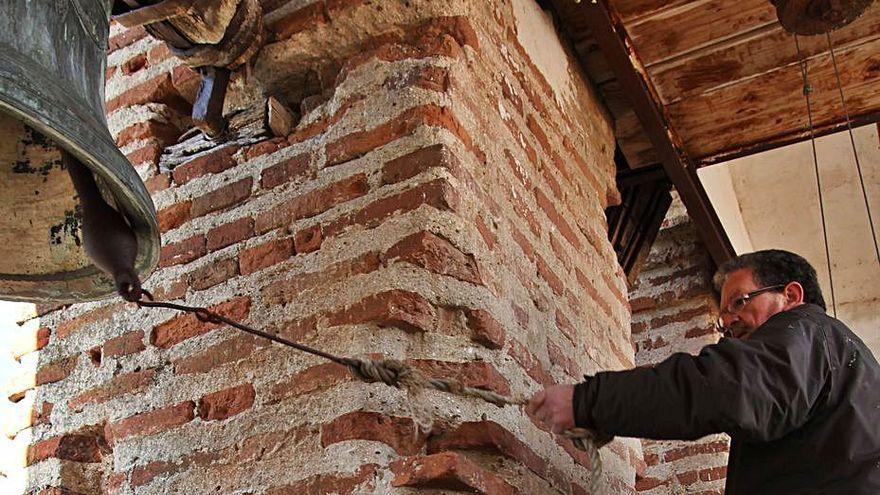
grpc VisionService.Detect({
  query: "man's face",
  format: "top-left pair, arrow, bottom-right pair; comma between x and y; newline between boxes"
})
718,268 -> 788,340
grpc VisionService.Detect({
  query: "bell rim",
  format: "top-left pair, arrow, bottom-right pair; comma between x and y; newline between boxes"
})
0,70 -> 161,303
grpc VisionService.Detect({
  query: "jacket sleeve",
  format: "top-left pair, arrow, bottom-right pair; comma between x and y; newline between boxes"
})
572,309 -> 831,441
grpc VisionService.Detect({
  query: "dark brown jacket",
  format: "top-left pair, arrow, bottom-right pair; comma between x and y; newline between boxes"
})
573,304 -> 880,494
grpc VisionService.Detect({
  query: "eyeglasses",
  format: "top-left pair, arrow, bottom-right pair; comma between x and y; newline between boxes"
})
715,284 -> 787,334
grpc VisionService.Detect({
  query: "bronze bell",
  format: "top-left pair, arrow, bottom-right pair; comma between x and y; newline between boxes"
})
0,0 -> 160,303
771,0 -> 877,35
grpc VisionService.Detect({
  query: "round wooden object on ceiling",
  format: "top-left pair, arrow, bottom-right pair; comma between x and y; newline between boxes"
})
771,0 -> 876,35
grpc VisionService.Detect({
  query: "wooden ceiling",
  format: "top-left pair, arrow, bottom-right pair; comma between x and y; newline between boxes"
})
550,0 -> 880,168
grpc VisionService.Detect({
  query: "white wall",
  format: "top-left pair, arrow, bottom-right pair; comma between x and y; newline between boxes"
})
700,124 -> 880,357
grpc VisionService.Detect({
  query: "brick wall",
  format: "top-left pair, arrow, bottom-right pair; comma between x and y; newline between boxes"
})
629,195 -> 730,495
5,1 -> 643,493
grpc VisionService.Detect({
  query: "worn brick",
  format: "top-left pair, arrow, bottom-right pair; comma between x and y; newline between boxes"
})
106,73 -> 190,115
265,464 -> 378,495
325,290 -> 435,333
27,434 -> 103,465
108,26 -> 147,51
294,224 -> 323,254
239,237 -> 295,275
190,178 -> 253,218
187,257 -> 240,291
103,330 -> 146,358
199,384 -> 255,421
68,369 -> 155,412
462,308 -> 505,349
390,451 -> 516,494
36,355 -> 79,386
157,201 -> 192,232
321,411 -> 426,455
324,178 -> 459,237
106,401 -> 195,443
262,251 -> 381,305
325,105 -> 470,167
507,339 -> 552,386
56,303 -> 125,339
384,231 -> 481,285
428,421 -> 546,476
261,153 -> 312,189
151,296 -> 251,349
410,359 -> 510,396
115,119 -> 180,149
255,174 -> 369,233
159,235 -> 206,268
206,217 -> 255,252
269,363 -> 352,404
171,146 -> 239,185
381,144 -> 455,185
174,335 -> 262,375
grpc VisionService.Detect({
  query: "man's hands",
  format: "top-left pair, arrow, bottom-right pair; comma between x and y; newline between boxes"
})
526,384 -> 576,433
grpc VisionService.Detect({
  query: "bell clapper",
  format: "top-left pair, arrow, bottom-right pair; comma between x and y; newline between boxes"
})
63,151 -> 142,302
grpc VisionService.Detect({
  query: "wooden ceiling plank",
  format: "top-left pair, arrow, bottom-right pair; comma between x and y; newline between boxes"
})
583,0 -> 734,265
650,8 -> 880,104
669,36 -> 880,160
626,0 -> 777,67
612,0 -> 697,25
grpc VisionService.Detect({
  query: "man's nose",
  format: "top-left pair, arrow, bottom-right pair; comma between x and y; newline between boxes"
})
720,312 -> 739,329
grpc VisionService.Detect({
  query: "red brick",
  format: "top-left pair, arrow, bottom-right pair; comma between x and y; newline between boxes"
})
255,174 -> 369,233
157,201 -> 192,232
663,440 -> 729,462
410,359 -> 510,396
190,178 -> 253,218
240,136 -> 287,161
261,251 -> 381,305
324,104 -> 471,167
268,1 -> 328,41
146,42 -> 171,65
294,224 -> 323,253
385,65 -> 450,93
109,26 -> 147,51
265,464 -> 379,495
106,73 -> 190,115
144,172 -> 171,193
507,339 -> 552,386
68,369 -> 156,412
174,335 -> 263,375
325,290 -> 435,333
56,303 -> 125,339
390,451 -> 516,494
187,257 -> 239,291
199,384 -> 255,421
171,146 -> 239,185
125,142 -> 163,167
547,340 -> 580,378
103,330 -> 146,358
636,476 -> 670,491
384,231 -> 481,285
474,215 -> 497,249
324,178 -> 459,237
555,310 -> 579,345
239,237 -> 295,275
206,217 -> 255,252
153,278 -> 188,301
534,187 -> 582,251
27,434 -> 103,465
115,120 -> 180,149
535,253 -> 565,296
686,324 -> 717,339
382,145 -> 451,185
321,411 -> 426,455
151,296 -> 251,349
269,363 -> 352,404
428,421 -> 546,476
35,355 -> 79,386
462,308 -> 505,349
171,64 -> 201,103
260,153 -> 312,189
106,401 -> 195,443
121,53 -> 147,75
159,234 -> 206,268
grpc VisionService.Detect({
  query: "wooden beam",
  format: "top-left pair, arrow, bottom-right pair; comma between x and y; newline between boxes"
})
580,0 -> 735,266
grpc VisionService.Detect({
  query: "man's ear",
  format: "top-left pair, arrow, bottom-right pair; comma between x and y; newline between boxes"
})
783,281 -> 805,308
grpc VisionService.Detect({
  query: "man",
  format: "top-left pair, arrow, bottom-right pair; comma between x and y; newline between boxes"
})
528,250 -> 880,494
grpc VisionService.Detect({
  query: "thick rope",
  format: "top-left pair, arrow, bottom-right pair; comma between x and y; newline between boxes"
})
135,291 -> 612,478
